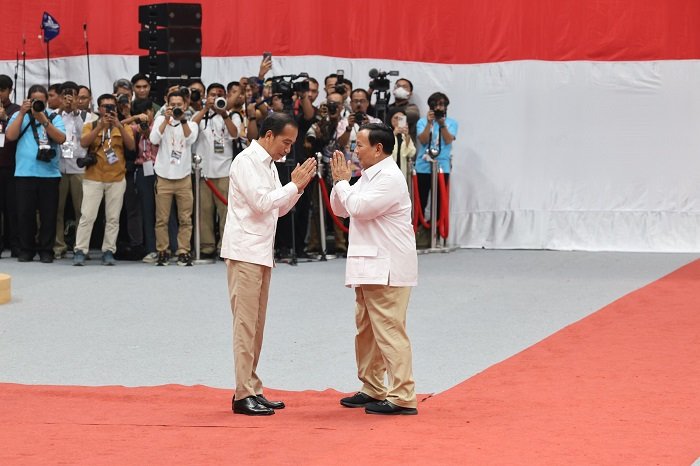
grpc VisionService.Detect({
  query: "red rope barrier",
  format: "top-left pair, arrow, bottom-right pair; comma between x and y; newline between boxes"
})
411,171 -> 430,232
438,170 -> 449,239
204,177 -> 229,206
318,175 -> 350,234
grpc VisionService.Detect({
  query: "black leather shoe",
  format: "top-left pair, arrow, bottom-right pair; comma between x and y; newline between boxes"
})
256,394 -> 285,410
232,396 -> 274,416
340,392 -> 382,408
39,253 -> 54,264
365,400 -> 417,415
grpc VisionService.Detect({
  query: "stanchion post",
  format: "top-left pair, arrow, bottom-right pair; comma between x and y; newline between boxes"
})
192,154 -> 214,265
407,156 -> 415,222
430,158 -> 439,250
316,152 -> 328,261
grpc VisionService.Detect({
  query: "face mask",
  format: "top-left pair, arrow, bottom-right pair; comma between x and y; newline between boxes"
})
393,87 -> 410,100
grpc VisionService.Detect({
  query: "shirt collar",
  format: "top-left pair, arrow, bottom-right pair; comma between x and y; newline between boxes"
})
362,155 -> 393,180
251,139 -> 273,165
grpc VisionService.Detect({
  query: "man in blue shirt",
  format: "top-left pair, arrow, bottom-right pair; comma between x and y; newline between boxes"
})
6,84 -> 66,262
415,92 -> 458,224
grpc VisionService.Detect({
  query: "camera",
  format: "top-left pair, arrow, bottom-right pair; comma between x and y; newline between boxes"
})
172,107 -> 184,119
214,97 -> 227,110
353,112 -> 366,124
139,121 -> 150,131
335,70 -> 346,94
190,89 -> 201,102
36,145 -> 56,163
434,109 -> 445,120
327,101 -> 338,115
369,68 -> 399,92
76,153 -> 97,168
31,99 -> 46,113
116,94 -> 130,106
270,73 -> 310,103
103,103 -> 116,114
178,86 -> 190,98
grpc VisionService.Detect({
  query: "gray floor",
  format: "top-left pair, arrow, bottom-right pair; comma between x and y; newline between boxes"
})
0,249 -> 696,395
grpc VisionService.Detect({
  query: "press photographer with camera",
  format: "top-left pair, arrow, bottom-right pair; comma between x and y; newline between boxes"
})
5,84 -> 66,262
54,81 -> 87,260
192,82 -> 238,258
336,88 -> 382,181
188,79 -> 206,113
226,81 -> 259,144
388,78 -> 420,142
149,90 -> 199,266
0,74 -> 21,259
72,94 -> 135,266
415,92 -> 458,223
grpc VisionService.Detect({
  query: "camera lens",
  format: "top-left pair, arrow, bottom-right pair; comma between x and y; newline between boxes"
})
327,102 -> 338,114
173,107 -> 184,119
179,86 -> 190,98
190,89 -> 201,102
31,99 -> 46,113
117,94 -> 130,105
214,97 -> 227,109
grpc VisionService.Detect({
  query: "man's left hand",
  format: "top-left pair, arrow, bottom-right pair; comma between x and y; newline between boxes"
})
330,150 -> 352,184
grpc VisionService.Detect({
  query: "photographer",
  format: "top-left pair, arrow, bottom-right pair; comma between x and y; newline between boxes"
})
188,79 -> 206,113
226,81 -> 259,145
336,89 -> 382,180
47,83 -> 63,113
72,94 -> 135,266
415,92 -> 458,223
5,84 -> 66,262
131,73 -> 160,113
0,74 -> 21,258
192,82 -> 238,258
54,81 -> 86,260
113,78 -> 133,121
389,108 -> 416,187
149,90 -> 199,267
324,73 -> 353,113
388,78 -> 420,142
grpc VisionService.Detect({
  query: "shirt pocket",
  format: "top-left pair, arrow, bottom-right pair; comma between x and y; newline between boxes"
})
240,217 -> 268,236
347,245 -> 389,279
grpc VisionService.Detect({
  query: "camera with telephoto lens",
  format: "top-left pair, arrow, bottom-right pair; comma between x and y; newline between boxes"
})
353,112 -> 366,124
190,89 -> 201,102
76,153 -> 97,168
172,107 -> 184,119
116,94 -> 130,106
214,97 -> 227,110
139,121 -> 149,131
327,101 -> 338,115
178,86 -> 190,98
433,109 -> 445,120
36,145 -> 56,163
31,99 -> 46,113
369,69 -> 399,92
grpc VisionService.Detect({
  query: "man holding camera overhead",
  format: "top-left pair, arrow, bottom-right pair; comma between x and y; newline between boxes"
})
192,82 -> 238,259
150,90 -> 199,267
72,94 -> 135,266
6,84 -> 66,262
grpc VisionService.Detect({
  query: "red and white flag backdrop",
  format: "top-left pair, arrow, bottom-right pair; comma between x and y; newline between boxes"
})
2,0 -> 700,251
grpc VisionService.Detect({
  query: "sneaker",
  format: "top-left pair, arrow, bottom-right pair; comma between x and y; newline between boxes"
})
156,250 -> 170,266
177,252 -> 193,267
142,252 -> 158,264
340,392 -> 383,408
73,250 -> 86,266
102,251 -> 116,266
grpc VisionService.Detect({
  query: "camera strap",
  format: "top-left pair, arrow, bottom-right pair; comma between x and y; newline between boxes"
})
28,113 -> 57,145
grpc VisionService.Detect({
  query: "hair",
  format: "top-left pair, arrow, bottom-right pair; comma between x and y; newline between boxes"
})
78,85 -> 91,96
113,78 -> 133,93
351,88 -> 370,101
131,73 -> 150,85
359,122 -> 395,155
132,98 -> 153,115
0,74 -> 13,91
207,82 -> 225,94
188,78 -> 205,89
27,84 -> 48,99
259,112 -> 298,138
307,77 -> 319,87
226,81 -> 240,93
48,83 -> 62,94
167,90 -> 185,103
427,92 -> 450,109
396,78 -> 414,92
60,81 -> 79,94
324,73 -> 338,86
97,93 -> 116,107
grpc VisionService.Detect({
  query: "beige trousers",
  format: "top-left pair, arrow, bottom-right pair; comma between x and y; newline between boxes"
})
227,259 -> 272,400
155,175 -> 193,254
74,178 -> 126,254
200,176 -> 229,254
54,173 -> 83,255
354,285 -> 416,408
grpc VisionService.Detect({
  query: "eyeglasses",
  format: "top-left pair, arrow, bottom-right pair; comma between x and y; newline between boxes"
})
351,99 -> 368,104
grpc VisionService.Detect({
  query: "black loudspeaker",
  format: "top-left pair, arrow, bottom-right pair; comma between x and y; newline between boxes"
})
138,3 -> 202,27
138,28 -> 202,52
139,53 -> 202,78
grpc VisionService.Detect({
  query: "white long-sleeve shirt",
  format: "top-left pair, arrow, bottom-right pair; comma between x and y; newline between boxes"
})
149,115 -> 199,180
220,139 -> 301,267
331,156 -> 418,287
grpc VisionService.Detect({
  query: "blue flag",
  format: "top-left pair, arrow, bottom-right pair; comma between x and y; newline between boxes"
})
41,12 -> 60,42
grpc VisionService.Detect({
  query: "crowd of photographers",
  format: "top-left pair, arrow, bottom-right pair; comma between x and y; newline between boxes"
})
0,57 -> 458,265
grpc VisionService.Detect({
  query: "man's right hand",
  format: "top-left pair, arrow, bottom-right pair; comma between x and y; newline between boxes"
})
290,157 -> 317,192
347,114 -> 356,128
19,99 -> 31,115
426,110 -> 435,123
164,106 -> 173,123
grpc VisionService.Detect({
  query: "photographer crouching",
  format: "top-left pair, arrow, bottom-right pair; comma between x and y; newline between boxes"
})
72,94 -> 135,266
5,85 -> 66,262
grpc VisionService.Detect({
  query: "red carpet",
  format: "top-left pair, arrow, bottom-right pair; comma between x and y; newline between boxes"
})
2,260 -> 700,465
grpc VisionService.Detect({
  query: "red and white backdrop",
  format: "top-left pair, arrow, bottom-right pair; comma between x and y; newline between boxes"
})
2,0 -> 700,251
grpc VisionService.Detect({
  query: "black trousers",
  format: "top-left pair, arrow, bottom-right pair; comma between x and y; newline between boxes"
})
416,172 -> 450,221
0,167 -> 19,254
15,176 -> 60,258
123,169 -> 143,248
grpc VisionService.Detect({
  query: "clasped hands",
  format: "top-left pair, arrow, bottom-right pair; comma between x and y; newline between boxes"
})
330,150 -> 352,185
291,157 -> 317,194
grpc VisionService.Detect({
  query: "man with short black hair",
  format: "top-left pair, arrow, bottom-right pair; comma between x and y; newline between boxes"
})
336,88 -> 382,180
47,83 -> 63,113
330,122 -> 419,415
221,112 -> 316,416
131,73 -> 160,113
0,74 -> 21,257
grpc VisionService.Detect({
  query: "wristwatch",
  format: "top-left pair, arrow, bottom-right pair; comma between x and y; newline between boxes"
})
41,120 -> 49,128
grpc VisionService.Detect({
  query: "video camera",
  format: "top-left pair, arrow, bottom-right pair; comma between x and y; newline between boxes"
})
369,68 -> 399,92
270,73 -> 310,102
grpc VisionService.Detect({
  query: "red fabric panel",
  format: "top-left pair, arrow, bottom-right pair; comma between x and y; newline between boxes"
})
2,0 -> 700,63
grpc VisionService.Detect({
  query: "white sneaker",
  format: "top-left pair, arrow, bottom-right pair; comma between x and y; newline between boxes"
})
142,252 -> 159,264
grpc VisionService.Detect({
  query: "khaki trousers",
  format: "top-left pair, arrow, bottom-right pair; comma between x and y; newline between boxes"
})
355,285 -> 416,408
155,175 -> 193,254
200,176 -> 229,254
227,260 -> 272,400
54,173 -> 83,255
74,178 -> 126,254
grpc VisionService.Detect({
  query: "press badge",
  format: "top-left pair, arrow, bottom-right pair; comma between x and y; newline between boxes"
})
170,150 -> 182,165
0,133 -> 5,148
61,140 -> 74,158
143,160 -> 154,176
105,147 -> 118,165
213,138 -> 225,154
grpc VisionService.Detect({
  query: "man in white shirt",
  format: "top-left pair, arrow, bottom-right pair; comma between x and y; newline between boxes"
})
149,90 -> 199,266
330,122 -> 419,415
192,83 -> 238,258
221,112 -> 316,416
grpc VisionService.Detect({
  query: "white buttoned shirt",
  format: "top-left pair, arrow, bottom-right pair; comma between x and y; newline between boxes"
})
220,139 -> 301,267
330,156 -> 418,287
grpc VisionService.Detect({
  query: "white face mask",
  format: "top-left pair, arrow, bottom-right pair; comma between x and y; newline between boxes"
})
393,87 -> 410,100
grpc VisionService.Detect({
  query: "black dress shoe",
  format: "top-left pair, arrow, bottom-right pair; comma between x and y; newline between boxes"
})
256,394 -> 285,410
365,400 -> 417,415
340,391 -> 382,408
39,253 -> 54,264
232,396 -> 274,416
